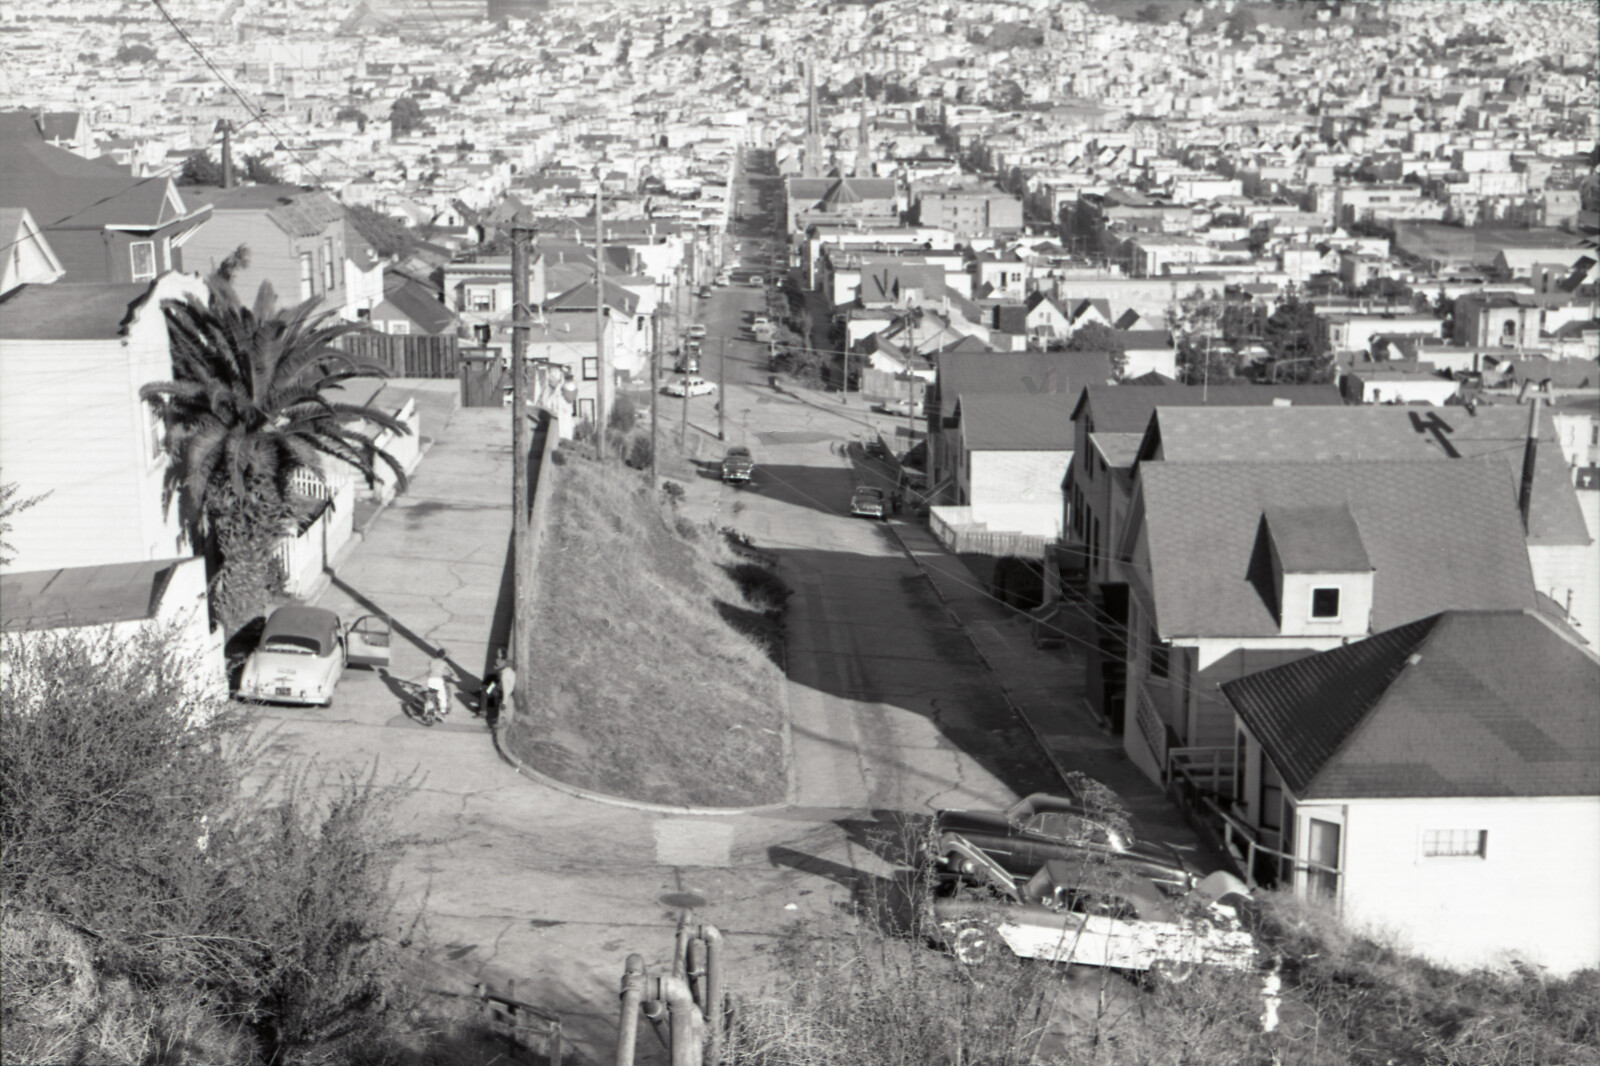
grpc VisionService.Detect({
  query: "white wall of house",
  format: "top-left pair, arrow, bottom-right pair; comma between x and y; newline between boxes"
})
1347,375 -> 1461,405
1528,542 -> 1600,642
0,274 -> 202,573
1119,346 -> 1177,379
1326,795 -> 1600,976
343,255 -> 385,320
964,449 -> 1070,536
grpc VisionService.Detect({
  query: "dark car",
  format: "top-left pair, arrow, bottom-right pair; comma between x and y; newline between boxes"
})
849,485 -> 887,519
721,446 -> 754,484
864,438 -> 889,460
931,792 -> 1195,896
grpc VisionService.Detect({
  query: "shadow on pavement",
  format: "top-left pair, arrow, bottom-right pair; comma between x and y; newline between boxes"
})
329,573 -> 482,692
767,843 -> 926,940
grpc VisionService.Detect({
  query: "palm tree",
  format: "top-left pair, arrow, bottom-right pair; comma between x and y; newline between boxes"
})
141,276 -> 411,629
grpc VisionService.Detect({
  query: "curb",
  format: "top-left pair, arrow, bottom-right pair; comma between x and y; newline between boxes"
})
884,523 -> 1078,791
490,722 -> 789,816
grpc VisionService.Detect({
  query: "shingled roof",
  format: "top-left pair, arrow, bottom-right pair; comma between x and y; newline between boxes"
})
1141,405 -> 1591,547
958,392 -> 1078,451
1069,382 -> 1344,431
1132,459 -> 1537,639
934,350 -> 1115,420
1223,611 -> 1600,800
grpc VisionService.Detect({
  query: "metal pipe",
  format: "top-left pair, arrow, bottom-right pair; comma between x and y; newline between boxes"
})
686,936 -> 707,1016
698,924 -> 725,1065
642,997 -> 671,1052
673,913 -> 689,980
648,974 -> 703,1066
616,954 -> 646,1066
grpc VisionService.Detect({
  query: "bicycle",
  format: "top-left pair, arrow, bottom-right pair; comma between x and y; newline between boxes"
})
419,686 -> 445,726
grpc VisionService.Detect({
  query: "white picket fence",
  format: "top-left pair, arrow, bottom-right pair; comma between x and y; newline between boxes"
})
273,469 -> 356,598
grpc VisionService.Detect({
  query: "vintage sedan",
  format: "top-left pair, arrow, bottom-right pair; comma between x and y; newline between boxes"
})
929,855 -> 1257,981
932,791 -> 1195,896
721,446 -> 754,484
850,485 -> 888,519
238,606 -> 349,707
662,376 -> 717,398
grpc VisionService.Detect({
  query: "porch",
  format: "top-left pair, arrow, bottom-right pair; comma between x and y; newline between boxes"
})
1163,742 -> 1341,898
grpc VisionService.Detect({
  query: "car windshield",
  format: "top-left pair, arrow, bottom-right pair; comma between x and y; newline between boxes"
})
262,636 -> 320,655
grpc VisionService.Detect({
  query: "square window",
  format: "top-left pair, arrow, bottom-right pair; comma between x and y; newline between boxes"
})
1422,829 -> 1487,858
1311,587 -> 1341,619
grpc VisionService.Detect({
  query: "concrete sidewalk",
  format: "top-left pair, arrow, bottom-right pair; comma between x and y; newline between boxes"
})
888,520 -> 1225,865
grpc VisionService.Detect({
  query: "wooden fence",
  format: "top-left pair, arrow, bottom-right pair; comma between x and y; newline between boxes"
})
342,332 -> 461,379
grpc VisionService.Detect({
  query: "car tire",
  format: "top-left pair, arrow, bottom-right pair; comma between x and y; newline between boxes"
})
953,925 -> 992,966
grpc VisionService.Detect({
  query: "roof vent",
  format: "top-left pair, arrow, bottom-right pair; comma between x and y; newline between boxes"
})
1406,652 -> 1422,666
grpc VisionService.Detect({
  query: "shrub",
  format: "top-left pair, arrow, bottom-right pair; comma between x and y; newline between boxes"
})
661,480 -> 685,507
608,393 -> 638,433
1,626 -> 416,1063
625,432 -> 653,471
674,515 -> 700,540
726,561 -> 791,613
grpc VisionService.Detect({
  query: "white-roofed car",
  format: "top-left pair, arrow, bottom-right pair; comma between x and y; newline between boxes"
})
662,376 -> 717,398
237,606 -> 349,707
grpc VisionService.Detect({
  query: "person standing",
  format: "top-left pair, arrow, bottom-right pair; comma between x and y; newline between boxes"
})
495,651 -> 517,728
427,649 -> 453,718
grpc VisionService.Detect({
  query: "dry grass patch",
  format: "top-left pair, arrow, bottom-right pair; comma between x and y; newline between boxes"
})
506,448 -> 787,807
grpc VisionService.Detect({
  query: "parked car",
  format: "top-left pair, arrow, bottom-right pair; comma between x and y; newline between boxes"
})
931,791 -> 1195,896
697,285 -> 711,299
878,397 -> 926,419
663,376 -> 717,398
850,485 -> 888,519
864,438 -> 889,460
238,605 -> 353,706
928,858 -> 1257,981
751,314 -> 771,330
675,350 -> 700,374
687,323 -> 708,340
721,446 -> 754,484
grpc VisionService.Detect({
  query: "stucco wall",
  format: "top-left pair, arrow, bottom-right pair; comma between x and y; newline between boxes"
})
967,449 -> 1070,537
1529,542 -> 1600,643
1327,795 -> 1600,975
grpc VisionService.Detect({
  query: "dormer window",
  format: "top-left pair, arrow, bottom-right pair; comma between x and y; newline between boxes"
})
1311,587 -> 1341,619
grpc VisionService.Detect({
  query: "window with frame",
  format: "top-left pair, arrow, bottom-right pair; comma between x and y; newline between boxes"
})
130,240 -> 157,281
468,288 -> 495,312
298,252 -> 314,301
144,402 -> 164,465
582,357 -> 598,381
388,321 -> 410,335
1311,587 -> 1341,619
1422,829 -> 1487,858
322,237 -> 335,290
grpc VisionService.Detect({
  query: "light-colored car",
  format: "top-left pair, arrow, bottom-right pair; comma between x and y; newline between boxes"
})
850,485 -> 888,519
687,323 -> 708,340
662,376 -> 717,398
878,397 -> 926,419
238,606 -> 349,706
929,857 -> 1257,981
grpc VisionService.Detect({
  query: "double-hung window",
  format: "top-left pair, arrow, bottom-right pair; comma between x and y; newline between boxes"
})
130,240 -> 157,282
299,252 -> 314,301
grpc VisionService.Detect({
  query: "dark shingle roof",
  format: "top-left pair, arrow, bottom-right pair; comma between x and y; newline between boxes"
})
1,558 -> 179,631
1223,611 -> 1600,799
1135,459 -> 1537,639
1072,382 -> 1345,431
0,281 -> 151,339
180,184 -> 345,238
959,393 -> 1078,451
936,351 -> 1115,419
1146,405 -> 1591,546
1264,504 -> 1372,572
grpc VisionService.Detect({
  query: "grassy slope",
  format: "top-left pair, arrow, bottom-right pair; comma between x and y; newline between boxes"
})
505,449 -> 786,807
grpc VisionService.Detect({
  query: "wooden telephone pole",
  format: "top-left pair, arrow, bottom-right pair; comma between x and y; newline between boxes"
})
594,181 -> 609,459
510,223 -> 533,687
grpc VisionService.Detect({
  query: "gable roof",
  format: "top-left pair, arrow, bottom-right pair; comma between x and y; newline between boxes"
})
1070,382 -> 1345,430
377,277 -> 456,334
544,276 -> 640,316
958,393 -> 1079,451
0,114 -> 178,231
1142,405 -> 1590,546
1134,459 -> 1537,640
1223,611 -> 1600,800
936,350 -> 1115,419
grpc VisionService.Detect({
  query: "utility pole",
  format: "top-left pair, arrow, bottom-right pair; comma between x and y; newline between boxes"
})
510,223 -> 532,690
220,120 -> 234,189
906,308 -> 917,445
594,180 -> 608,459
649,310 -> 660,490
717,336 -> 726,441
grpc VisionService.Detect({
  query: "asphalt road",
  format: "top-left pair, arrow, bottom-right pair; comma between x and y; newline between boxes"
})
243,157 -> 1064,1065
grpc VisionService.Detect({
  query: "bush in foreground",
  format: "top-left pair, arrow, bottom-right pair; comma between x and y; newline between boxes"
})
1,627 -> 418,1064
